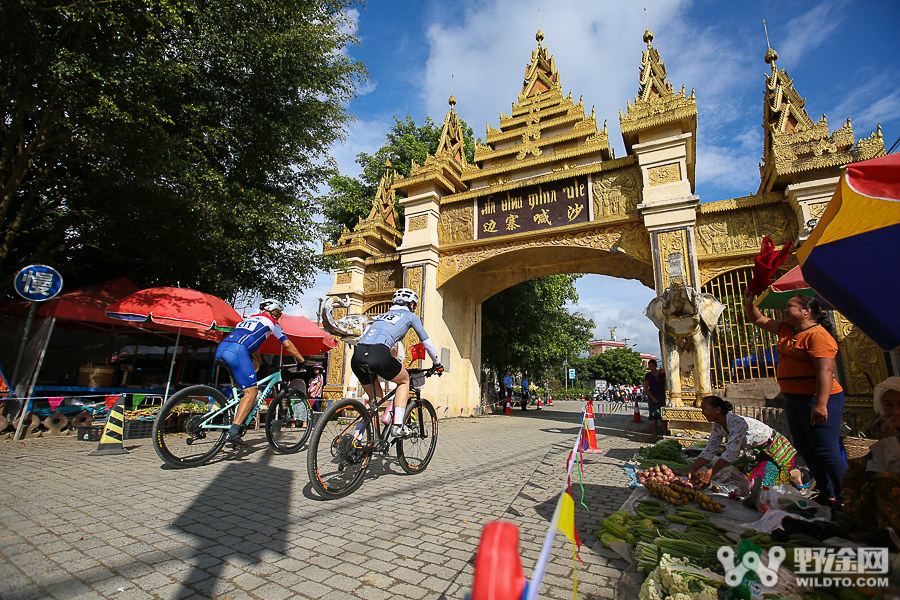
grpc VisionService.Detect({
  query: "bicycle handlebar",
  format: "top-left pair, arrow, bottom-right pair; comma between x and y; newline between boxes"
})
408,366 -> 444,377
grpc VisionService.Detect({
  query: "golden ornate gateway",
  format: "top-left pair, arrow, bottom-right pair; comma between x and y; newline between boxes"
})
321,29 -> 887,414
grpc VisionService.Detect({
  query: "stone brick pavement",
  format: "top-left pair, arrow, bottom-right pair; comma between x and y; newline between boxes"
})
0,401 -> 654,599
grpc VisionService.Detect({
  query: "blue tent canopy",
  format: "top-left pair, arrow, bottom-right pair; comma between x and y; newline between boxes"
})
731,347 -> 779,370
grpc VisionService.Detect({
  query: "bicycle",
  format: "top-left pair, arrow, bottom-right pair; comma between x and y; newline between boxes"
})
307,366 -> 441,499
152,360 -> 313,468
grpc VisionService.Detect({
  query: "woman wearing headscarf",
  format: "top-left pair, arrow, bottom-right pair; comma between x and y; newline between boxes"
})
688,395 -> 797,490
743,289 -> 846,505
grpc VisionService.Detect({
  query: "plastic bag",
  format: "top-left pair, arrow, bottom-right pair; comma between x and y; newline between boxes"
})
710,465 -> 751,497
768,484 -> 830,520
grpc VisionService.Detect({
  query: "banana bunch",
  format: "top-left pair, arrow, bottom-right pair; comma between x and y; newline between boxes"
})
646,479 -> 688,506
693,490 -> 724,513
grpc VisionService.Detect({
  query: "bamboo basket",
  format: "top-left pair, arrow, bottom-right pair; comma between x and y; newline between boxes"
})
843,436 -> 878,460
77,365 -> 116,388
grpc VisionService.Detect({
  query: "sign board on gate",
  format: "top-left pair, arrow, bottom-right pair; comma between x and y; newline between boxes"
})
568,368 -> 575,379
14,265 -> 63,302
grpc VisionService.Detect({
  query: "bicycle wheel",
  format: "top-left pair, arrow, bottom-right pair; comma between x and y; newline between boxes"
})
152,385 -> 231,468
396,399 -> 438,474
265,387 -> 312,454
307,399 -> 373,499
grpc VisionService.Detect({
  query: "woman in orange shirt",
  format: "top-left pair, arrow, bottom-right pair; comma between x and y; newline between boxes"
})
743,289 -> 846,506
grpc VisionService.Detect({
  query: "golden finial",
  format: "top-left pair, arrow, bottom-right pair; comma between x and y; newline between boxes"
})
449,74 -> 456,107
763,20 -> 778,65
449,94 -> 456,107
643,7 -> 653,45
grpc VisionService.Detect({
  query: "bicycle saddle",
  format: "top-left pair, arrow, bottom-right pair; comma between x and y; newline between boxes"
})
214,359 -> 236,386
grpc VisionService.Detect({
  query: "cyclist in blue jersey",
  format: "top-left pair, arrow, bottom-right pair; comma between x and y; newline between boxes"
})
351,288 -> 442,438
215,299 -> 305,446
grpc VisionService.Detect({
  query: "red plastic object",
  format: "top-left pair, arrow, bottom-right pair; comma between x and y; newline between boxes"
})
632,399 -> 643,423
471,521 -> 527,600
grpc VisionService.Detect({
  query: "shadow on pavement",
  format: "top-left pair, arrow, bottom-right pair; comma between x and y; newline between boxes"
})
171,449 -> 292,596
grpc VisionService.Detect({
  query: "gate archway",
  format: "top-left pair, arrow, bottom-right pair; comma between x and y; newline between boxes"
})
321,29 -> 887,415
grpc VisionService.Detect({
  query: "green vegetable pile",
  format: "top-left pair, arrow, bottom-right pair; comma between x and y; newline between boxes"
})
639,439 -> 684,462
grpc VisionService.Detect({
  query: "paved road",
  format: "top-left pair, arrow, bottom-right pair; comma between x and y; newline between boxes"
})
0,402 -> 653,600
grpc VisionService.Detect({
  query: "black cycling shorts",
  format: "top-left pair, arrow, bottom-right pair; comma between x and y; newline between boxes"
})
351,343 -> 403,385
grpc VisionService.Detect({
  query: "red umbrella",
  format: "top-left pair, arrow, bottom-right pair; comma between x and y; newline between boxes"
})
105,287 -> 240,332
257,314 -> 337,356
105,287 -> 241,399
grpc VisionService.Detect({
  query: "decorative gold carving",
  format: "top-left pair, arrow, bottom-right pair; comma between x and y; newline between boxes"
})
327,305 -> 347,388
437,222 -> 651,287
648,163 -> 681,186
834,312 -> 889,396
808,202 -> 828,220
699,259 -> 753,286
402,266 -> 425,368
488,174 -> 512,186
335,272 -> 351,285
439,203 -> 474,246
656,229 -> 689,289
661,407 -> 707,422
592,169 -> 641,222
695,204 -> 797,258
698,193 -> 782,214
551,159 -> 580,172
408,215 -> 428,231
363,267 -> 396,294
759,56 -> 885,193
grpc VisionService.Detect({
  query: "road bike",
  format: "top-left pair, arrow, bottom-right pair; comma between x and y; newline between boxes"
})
152,361 -> 313,468
307,366 -> 441,499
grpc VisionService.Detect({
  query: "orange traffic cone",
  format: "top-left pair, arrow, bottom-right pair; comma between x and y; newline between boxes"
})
504,396 -> 512,415
537,397 -> 543,410
632,398 -> 643,423
581,400 -> 603,454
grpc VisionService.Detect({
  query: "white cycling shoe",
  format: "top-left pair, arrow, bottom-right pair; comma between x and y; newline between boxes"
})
390,424 -> 412,438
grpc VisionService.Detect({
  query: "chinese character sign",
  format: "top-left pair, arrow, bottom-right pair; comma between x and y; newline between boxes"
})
14,265 -> 63,302
477,176 -> 589,239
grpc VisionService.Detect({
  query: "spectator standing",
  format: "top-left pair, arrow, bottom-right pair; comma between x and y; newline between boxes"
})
520,375 -> 530,411
643,359 -> 667,440
743,289 -> 846,506
503,370 -> 514,410
308,363 -> 324,411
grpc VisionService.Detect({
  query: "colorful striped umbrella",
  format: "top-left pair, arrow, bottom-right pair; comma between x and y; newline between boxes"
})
797,153 -> 900,350
755,266 -> 831,310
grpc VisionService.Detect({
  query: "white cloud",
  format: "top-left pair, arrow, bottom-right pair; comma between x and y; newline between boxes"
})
569,275 -> 660,355
330,115 -> 394,177
775,0 -> 850,67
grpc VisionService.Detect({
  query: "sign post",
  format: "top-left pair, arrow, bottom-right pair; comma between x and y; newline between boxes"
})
10,265 -> 63,441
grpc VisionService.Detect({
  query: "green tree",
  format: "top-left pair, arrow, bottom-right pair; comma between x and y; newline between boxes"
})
481,274 -> 594,380
1,0 -> 366,301
322,115 -> 476,243
588,348 -> 647,385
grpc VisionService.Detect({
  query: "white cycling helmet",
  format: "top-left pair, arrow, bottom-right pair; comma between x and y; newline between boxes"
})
259,298 -> 285,313
392,288 -> 419,307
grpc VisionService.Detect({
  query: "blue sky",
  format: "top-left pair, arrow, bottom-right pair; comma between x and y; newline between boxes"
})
291,0 -> 900,356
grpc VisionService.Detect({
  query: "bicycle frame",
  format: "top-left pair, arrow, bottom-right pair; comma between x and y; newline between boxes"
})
195,371 -> 284,431
343,376 -> 425,453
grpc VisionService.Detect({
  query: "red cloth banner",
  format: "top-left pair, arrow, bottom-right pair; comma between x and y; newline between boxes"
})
750,237 -> 793,295
408,342 -> 425,361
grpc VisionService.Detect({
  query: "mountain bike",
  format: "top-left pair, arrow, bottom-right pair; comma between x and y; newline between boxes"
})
152,361 -> 312,468
307,366 -> 441,499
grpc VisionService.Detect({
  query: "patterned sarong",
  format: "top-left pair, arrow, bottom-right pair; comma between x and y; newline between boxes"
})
741,431 -> 797,487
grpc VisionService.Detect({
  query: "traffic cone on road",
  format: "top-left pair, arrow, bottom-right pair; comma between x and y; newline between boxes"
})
547,394 -> 553,406
504,397 -> 512,415
632,398 -> 643,423
581,400 -> 603,454
537,397 -> 543,410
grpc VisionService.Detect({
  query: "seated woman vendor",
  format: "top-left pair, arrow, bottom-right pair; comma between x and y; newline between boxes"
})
688,396 -> 798,490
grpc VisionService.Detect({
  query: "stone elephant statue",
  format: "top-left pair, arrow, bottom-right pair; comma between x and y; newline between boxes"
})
643,281 -> 726,407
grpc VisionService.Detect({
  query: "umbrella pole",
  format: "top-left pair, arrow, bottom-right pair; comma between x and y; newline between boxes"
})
164,328 -> 182,402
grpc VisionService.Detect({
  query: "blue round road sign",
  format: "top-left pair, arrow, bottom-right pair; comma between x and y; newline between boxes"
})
14,265 -> 63,302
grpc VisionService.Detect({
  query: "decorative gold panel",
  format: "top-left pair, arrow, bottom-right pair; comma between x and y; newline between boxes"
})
335,272 -> 351,285
327,305 -> 347,388
808,202 -> 828,220
834,312 -> 889,396
661,407 -> 707,422
363,266 -> 397,294
592,169 -> 641,222
648,163 -> 681,186
437,222 -> 650,287
439,203 -> 474,246
656,228 -> 689,289
402,265 -> 425,368
695,204 -> 797,258
699,258 -> 753,286
408,215 -> 428,231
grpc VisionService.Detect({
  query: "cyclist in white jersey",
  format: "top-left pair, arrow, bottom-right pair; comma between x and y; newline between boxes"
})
351,288 -> 442,438
215,299 -> 305,446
